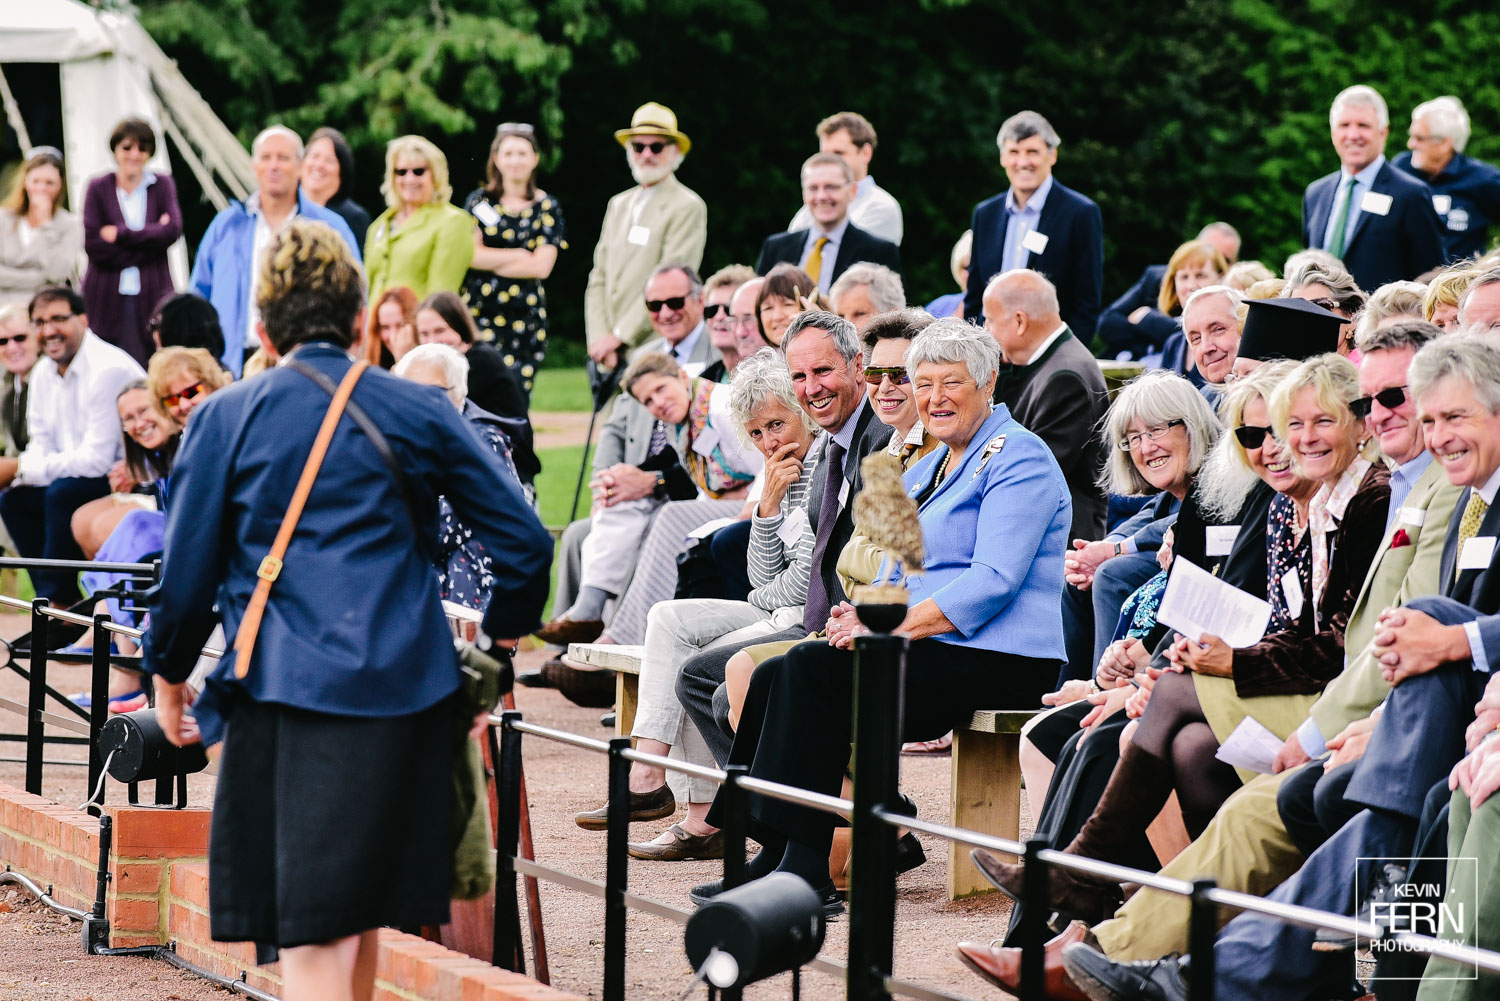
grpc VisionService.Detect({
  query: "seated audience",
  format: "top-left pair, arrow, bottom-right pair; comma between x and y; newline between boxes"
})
1458,263 -> 1500,334
364,135 -> 476,302
829,261 -> 904,332
150,345 -> 233,429
1222,259 -> 1275,291
1282,259 -> 1367,355
0,303 -> 38,466
755,263 -> 818,350
70,381 -> 179,561
414,290 -> 527,421
365,285 -> 419,368
0,148 -> 81,307
0,287 -> 144,605
81,118 -> 183,365
699,264 -> 757,382
1098,237 -> 1228,363
1181,285 -> 1245,403
690,318 -> 1069,915
925,230 -> 971,319
1349,278 -> 1427,361
728,277 -> 767,361
149,293 -> 226,362
300,127 -> 373,248
1423,262 -> 1477,332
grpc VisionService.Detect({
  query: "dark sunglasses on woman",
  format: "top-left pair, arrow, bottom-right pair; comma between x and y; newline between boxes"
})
863,366 -> 910,386
394,166 -> 428,177
1233,424 -> 1275,449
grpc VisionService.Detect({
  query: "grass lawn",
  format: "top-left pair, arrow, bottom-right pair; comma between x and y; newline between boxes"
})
534,443 -> 591,620
530,366 -> 591,412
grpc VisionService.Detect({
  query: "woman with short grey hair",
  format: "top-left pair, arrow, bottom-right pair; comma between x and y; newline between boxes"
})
393,341 -> 469,410
904,316 -> 1001,390
727,348 -> 821,440
829,262 -> 905,331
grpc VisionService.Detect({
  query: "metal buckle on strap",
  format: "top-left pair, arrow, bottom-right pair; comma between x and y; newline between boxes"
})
257,556 -> 283,582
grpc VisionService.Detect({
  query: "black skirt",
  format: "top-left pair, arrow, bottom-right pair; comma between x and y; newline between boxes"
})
208,695 -> 456,948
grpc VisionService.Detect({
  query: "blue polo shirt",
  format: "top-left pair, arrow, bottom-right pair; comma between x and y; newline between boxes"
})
1392,151 -> 1500,261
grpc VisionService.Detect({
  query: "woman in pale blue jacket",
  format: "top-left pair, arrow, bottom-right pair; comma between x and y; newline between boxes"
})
694,318 -> 1071,913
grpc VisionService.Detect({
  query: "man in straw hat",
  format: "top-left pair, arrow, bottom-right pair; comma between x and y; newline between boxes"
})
584,102 -> 708,370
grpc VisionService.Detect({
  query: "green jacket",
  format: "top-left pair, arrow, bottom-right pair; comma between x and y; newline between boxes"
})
364,201 -> 476,302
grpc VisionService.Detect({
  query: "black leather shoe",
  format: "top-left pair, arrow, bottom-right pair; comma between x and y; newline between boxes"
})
1061,944 -> 1188,1001
515,670 -> 553,688
689,878 -> 726,906
574,783 -> 674,830
689,876 -> 844,918
599,711 -> 616,728
895,831 -> 927,875
1312,862 -> 1408,952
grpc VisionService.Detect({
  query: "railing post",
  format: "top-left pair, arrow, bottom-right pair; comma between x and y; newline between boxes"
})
720,763 -> 749,891
603,736 -> 631,1001
846,631 -> 905,1001
85,613 -> 111,816
25,598 -> 49,795
1188,877 -> 1217,1001
1019,838 -> 1049,1001
492,711 -> 525,972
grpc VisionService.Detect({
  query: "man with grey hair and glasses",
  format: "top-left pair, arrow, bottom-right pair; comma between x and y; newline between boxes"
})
1301,84 -> 1444,294
963,110 -> 1103,339
1393,95 -> 1500,262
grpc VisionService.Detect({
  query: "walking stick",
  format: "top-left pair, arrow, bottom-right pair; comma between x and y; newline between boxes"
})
568,360 -> 623,522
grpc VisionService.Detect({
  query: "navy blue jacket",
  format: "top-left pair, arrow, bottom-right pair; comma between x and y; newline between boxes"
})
1301,161 -> 1444,293
1391,151 -> 1500,262
754,222 -> 902,285
142,344 -> 552,745
1096,264 -> 1175,357
964,179 -> 1103,340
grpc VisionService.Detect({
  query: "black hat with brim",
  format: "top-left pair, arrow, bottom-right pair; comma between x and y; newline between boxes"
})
1238,297 -> 1345,363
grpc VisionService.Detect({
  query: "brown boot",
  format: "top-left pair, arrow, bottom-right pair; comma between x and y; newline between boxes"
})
957,919 -> 1097,1000
971,849 -> 1123,925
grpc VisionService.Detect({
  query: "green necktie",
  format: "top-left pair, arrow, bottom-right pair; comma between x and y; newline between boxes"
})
1454,491 -> 1490,586
1327,176 -> 1358,258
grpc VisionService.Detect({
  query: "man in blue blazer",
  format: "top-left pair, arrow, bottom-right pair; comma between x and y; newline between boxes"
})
756,154 -> 901,297
1301,86 -> 1444,295
1393,95 -> 1500,263
963,111 -> 1103,341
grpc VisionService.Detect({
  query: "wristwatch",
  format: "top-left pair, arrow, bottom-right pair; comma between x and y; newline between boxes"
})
1112,540 -> 1124,557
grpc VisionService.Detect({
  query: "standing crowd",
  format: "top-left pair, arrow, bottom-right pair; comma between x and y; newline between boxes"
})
4,81 -> 1500,1001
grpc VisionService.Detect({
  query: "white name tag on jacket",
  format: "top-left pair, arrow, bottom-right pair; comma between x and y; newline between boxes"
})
1282,569 -> 1305,620
1460,536 -> 1497,571
692,425 -> 720,458
1021,229 -> 1050,255
1433,194 -> 1452,216
627,225 -> 651,246
1206,525 -> 1240,557
777,507 -> 809,546
1399,507 -> 1426,528
1360,191 -> 1393,217
471,200 -> 502,227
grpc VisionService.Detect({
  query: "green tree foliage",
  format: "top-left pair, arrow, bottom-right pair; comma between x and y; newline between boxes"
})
130,0 -> 1500,363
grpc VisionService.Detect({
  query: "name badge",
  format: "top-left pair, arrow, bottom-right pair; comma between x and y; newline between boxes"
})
691,425 -> 720,458
1205,525 -> 1240,557
1432,194 -> 1452,216
471,200 -> 502,227
1360,191 -> 1393,217
1460,536 -> 1497,571
777,507 -> 809,546
838,476 -> 851,508
627,225 -> 651,246
1021,229 -> 1050,255
1281,569 -> 1305,620
1399,507 -> 1426,528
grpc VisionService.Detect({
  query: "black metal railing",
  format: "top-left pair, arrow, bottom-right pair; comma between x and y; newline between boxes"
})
487,628 -> 1500,1001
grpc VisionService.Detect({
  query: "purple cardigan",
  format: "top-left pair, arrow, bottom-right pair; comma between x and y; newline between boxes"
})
81,171 -> 183,364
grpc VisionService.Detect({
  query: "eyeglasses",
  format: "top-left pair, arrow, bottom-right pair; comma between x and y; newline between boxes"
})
496,122 -> 535,136
1350,385 -> 1408,419
631,141 -> 669,155
393,166 -> 428,177
31,313 -> 74,330
1308,297 -> 1343,314
0,332 -> 28,347
863,366 -> 910,386
1118,419 -> 1185,451
703,303 -> 731,320
160,382 -> 209,409
1233,424 -> 1275,449
645,297 -> 688,313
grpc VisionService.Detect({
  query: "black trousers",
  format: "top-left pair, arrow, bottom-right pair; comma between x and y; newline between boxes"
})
1277,758 -> 1360,859
708,638 -> 1057,848
677,625 -> 805,767
0,476 -> 111,602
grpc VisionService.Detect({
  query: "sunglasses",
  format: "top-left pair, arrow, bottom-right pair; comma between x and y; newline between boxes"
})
863,366 -> 910,386
1350,385 -> 1408,419
645,297 -> 688,313
1233,424 -> 1275,449
1308,297 -> 1343,313
160,382 -> 209,409
703,303 -> 731,319
0,332 -> 28,347
393,166 -> 428,177
631,141 -> 669,155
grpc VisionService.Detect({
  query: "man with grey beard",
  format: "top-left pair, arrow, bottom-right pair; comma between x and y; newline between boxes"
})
584,103 -> 708,370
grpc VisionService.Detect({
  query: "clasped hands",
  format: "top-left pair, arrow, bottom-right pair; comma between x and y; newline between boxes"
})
590,463 -> 656,509
1371,606 -> 1471,687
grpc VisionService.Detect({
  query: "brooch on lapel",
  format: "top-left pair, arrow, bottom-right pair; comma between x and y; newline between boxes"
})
972,434 -> 1007,479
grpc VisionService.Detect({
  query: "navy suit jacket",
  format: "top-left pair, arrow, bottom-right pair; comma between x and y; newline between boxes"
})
1437,486 -> 1500,655
1096,264 -> 1177,357
142,343 -> 553,745
755,222 -> 902,285
1301,161 -> 1444,293
964,179 -> 1104,339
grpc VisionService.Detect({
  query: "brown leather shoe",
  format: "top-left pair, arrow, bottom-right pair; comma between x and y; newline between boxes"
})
956,920 -> 1095,1000
627,823 -> 724,861
574,783 -> 674,830
534,617 -> 605,645
971,848 -> 1123,925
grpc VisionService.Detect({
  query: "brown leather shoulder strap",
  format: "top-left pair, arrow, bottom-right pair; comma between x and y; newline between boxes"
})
233,359 -> 369,679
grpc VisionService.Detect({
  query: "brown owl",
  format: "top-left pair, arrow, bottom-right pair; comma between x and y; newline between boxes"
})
853,451 -> 925,573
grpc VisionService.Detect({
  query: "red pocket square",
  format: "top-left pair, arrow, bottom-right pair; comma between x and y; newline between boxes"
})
1390,528 -> 1412,549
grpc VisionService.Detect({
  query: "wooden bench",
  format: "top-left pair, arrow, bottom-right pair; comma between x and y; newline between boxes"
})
561,642 -> 1034,900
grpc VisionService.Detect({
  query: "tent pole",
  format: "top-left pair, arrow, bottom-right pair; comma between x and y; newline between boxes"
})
0,65 -> 33,155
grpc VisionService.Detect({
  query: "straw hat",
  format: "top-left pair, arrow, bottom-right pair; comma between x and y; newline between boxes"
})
614,102 -> 691,156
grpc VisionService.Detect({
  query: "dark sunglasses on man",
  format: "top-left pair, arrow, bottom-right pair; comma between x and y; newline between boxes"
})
1350,385 -> 1408,419
863,366 -> 910,386
645,297 -> 687,314
631,141 -> 669,155
161,382 -> 209,409
702,303 -> 731,319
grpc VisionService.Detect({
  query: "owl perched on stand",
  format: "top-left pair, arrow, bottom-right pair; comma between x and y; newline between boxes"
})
853,452 -> 925,576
